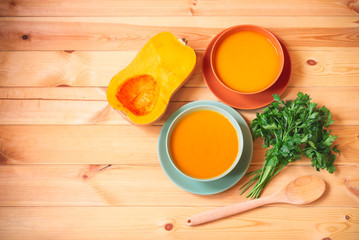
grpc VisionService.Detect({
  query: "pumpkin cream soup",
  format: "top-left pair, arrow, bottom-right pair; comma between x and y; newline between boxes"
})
214,30 -> 281,93
170,110 -> 238,179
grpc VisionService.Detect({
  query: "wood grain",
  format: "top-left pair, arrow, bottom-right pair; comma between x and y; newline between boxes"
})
0,1 -> 358,239
0,17 -> 358,50
0,125 -> 355,165
0,165 -> 358,207
0,206 -> 358,240
1,49 -> 358,87
0,0 -> 358,16
0,87 -> 358,125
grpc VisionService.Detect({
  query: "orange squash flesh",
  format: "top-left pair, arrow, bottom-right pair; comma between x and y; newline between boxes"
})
116,74 -> 159,116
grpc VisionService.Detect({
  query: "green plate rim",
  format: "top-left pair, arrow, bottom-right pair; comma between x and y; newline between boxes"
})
157,100 -> 253,195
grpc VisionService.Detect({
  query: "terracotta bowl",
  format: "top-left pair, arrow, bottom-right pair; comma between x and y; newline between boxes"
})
210,25 -> 284,95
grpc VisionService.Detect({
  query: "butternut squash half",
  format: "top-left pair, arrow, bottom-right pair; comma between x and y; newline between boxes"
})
107,32 -> 196,125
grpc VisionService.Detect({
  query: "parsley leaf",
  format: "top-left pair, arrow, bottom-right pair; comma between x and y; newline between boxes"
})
240,92 -> 340,198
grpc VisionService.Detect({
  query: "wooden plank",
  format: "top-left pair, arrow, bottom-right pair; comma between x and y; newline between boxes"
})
0,165 -> 358,207
192,0 -> 359,16
0,87 -> 358,125
0,125 -> 354,165
0,207 -> 358,240
0,50 -> 137,87
0,98 -> 120,125
0,0 -> 358,16
2,16 -> 358,28
0,17 -> 358,50
0,125 -> 159,164
0,0 -> 192,17
1,49 -> 359,87
0,87 -> 108,100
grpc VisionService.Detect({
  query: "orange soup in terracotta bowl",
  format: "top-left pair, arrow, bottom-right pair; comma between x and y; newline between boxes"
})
210,25 -> 284,94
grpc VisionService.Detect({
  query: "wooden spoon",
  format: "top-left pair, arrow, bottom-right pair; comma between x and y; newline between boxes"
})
187,175 -> 325,226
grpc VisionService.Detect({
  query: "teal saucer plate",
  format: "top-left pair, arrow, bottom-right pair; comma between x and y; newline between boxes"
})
158,100 -> 253,195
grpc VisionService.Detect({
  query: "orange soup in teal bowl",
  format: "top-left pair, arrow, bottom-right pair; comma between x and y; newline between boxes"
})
165,105 -> 244,182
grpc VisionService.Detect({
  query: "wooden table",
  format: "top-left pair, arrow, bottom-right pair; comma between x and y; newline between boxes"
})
0,1 -> 358,239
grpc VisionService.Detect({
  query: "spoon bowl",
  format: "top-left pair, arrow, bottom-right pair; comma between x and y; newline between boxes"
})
187,175 -> 326,226
280,175 -> 325,204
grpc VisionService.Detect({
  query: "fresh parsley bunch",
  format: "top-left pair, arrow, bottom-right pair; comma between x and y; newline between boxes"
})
240,92 -> 340,199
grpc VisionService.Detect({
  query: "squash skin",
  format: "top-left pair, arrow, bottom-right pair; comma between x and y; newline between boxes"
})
106,32 -> 196,125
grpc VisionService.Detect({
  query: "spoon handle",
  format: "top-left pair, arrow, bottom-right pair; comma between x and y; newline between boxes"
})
187,196 -> 275,226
